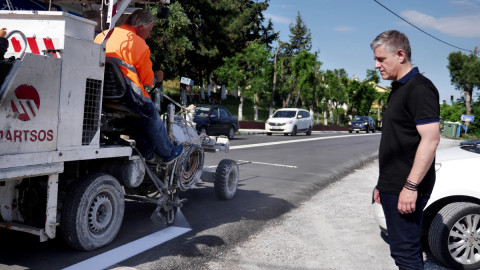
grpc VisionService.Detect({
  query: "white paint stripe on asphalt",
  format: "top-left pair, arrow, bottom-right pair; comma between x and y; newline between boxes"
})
230,133 -> 378,150
63,226 -> 191,270
237,160 -> 297,168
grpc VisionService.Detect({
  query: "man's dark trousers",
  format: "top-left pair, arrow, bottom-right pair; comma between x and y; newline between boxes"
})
380,192 -> 430,270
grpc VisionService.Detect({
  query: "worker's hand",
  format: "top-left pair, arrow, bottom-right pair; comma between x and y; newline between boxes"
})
154,70 -> 163,82
398,188 -> 417,214
373,188 -> 381,204
187,104 -> 196,113
0,28 -> 7,38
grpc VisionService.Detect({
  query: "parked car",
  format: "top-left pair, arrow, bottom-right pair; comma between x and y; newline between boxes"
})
349,116 -> 376,133
372,139 -> 480,269
265,108 -> 313,136
193,105 -> 239,139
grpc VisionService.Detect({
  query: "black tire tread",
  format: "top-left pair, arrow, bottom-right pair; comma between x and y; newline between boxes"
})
214,159 -> 239,200
429,202 -> 480,269
61,172 -> 124,251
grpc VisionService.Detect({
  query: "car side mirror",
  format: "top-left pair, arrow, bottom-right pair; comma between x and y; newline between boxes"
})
210,114 -> 218,118
297,115 -> 303,119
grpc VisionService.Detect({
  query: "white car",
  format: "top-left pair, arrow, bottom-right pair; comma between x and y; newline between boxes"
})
373,139 -> 480,269
265,108 -> 313,136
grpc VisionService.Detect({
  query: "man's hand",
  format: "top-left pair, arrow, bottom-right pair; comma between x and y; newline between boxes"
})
373,188 -> 381,204
154,70 -> 163,82
398,188 -> 417,214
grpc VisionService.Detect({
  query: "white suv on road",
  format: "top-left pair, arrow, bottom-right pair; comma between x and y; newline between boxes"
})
265,108 -> 313,136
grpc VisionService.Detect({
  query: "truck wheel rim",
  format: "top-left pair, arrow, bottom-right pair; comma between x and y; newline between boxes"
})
88,194 -> 113,233
448,214 -> 480,265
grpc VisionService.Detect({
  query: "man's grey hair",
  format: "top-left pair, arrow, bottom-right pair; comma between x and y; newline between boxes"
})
370,30 -> 412,62
126,9 -> 155,27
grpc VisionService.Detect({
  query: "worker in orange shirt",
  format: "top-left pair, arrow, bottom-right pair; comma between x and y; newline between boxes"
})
95,9 -> 182,164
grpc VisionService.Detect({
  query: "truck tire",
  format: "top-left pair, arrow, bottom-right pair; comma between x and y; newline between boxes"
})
428,202 -> 480,270
214,159 -> 239,200
61,173 -> 124,251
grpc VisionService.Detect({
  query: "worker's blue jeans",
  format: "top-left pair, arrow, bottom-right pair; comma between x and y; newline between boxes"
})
380,192 -> 430,270
130,103 -> 174,159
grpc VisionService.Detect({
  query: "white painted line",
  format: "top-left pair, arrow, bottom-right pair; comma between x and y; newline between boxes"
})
237,160 -> 297,168
63,226 -> 191,270
230,133 -> 378,150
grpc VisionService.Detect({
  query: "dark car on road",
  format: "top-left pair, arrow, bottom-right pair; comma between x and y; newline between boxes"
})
348,116 -> 376,133
193,105 -> 239,139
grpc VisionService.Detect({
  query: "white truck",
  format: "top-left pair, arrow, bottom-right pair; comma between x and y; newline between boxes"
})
0,0 -> 238,251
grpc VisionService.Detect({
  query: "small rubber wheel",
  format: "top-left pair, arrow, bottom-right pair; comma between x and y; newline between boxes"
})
214,159 -> 239,200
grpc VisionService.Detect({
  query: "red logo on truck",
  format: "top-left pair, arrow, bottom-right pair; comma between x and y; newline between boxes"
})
2,84 -> 54,143
10,84 -> 40,121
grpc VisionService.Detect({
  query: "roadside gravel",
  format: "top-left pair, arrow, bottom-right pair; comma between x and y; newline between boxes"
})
206,138 -> 459,270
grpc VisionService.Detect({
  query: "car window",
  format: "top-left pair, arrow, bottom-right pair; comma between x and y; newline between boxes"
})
273,111 -> 296,118
211,108 -> 219,118
301,111 -> 310,118
219,108 -> 229,119
195,107 -> 210,118
353,116 -> 367,121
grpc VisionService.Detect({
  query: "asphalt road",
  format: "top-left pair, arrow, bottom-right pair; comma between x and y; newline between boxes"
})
0,131 -> 381,270
205,137 -> 459,270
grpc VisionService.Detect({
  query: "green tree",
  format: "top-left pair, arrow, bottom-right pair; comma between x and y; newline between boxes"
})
286,11 -> 312,56
175,0 -> 276,85
149,2 -> 193,79
293,50 -> 319,108
323,69 -> 349,125
440,102 -> 465,123
447,51 -> 480,117
214,43 -> 272,121
280,11 -> 312,108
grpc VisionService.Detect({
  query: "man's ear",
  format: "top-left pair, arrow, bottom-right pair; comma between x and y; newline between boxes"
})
396,49 -> 407,63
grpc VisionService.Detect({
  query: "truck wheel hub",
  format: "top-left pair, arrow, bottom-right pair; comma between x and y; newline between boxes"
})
88,194 -> 113,232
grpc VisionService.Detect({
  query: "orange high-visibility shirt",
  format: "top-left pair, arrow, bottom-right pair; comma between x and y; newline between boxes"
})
95,25 -> 154,98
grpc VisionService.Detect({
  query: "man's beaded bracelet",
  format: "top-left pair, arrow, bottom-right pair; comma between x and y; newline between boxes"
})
404,180 -> 418,191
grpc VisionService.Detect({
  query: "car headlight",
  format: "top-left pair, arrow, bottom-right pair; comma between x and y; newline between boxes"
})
287,120 -> 293,124
364,122 -> 368,125
348,121 -> 351,125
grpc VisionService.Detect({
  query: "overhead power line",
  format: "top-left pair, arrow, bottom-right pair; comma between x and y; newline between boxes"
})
373,0 -> 477,55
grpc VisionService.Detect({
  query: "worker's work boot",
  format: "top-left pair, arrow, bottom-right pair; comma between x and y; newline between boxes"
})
163,144 -> 184,165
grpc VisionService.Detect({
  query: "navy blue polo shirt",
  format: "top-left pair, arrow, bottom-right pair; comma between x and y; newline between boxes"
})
377,67 -> 440,195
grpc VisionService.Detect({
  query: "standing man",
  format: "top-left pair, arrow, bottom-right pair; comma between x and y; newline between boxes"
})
371,30 -> 440,269
95,9 -> 183,164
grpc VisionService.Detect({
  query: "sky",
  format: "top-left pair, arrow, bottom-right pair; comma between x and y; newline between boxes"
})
264,0 -> 480,104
